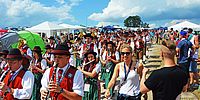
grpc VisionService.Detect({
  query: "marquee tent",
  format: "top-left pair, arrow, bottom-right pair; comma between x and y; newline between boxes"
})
26,21 -> 67,38
168,21 -> 200,31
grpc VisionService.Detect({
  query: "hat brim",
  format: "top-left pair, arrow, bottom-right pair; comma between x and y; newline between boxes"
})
6,55 -> 23,60
48,38 -> 55,40
50,50 -> 71,55
32,50 -> 42,52
84,52 -> 97,57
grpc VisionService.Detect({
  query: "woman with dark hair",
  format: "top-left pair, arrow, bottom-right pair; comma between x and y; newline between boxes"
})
78,51 -> 101,100
30,46 -> 47,100
100,41 -> 120,97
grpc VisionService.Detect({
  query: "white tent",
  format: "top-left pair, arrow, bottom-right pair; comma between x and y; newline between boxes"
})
26,21 -> 67,38
60,23 -> 86,29
168,21 -> 200,31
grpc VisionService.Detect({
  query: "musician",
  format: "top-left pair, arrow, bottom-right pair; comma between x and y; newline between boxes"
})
80,33 -> 98,58
40,44 -> 84,100
100,41 -> 120,97
0,48 -> 34,99
77,51 -> 101,100
0,50 -> 9,73
43,45 -> 54,67
30,46 -> 48,100
48,36 -> 57,49
18,39 -> 32,69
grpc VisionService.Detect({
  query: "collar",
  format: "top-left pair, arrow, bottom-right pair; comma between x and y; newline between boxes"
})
57,63 -> 70,71
13,65 -> 23,74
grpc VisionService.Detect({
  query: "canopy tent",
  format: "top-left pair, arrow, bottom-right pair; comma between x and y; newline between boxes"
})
59,24 -> 86,30
26,21 -> 67,38
168,21 -> 200,31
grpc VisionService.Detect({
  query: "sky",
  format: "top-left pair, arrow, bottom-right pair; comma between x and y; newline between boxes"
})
0,0 -> 200,28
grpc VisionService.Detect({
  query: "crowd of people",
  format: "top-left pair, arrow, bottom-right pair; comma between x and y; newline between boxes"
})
0,27 -> 199,100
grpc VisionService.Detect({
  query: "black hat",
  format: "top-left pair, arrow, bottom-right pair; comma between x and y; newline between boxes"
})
32,46 -> 42,53
84,34 -> 93,38
6,48 -> 23,60
45,45 -> 51,49
0,50 -> 9,55
50,44 -> 71,55
84,50 -> 97,57
106,41 -> 115,47
48,36 -> 55,40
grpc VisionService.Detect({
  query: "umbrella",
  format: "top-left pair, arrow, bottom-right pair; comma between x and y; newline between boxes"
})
0,32 -> 19,50
0,31 -> 45,53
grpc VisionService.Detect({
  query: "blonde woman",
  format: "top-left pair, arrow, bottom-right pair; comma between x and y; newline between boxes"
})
105,45 -> 143,100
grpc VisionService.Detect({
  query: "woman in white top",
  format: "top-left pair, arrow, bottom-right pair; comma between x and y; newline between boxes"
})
30,46 -> 47,100
105,45 -> 143,100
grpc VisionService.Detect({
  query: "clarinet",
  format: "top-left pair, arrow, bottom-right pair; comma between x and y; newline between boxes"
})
45,63 -> 58,100
0,69 -> 10,82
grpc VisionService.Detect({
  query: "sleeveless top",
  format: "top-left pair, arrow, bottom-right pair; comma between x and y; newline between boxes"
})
189,34 -> 199,59
118,62 -> 140,96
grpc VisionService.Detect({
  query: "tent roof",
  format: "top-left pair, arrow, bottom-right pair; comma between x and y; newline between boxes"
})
60,23 -> 86,29
27,21 -> 65,31
168,21 -> 200,31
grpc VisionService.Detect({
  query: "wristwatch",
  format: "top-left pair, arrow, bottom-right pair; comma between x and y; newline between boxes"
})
59,88 -> 64,94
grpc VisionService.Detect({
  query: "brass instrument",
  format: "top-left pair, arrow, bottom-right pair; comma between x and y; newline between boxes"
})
45,63 -> 58,100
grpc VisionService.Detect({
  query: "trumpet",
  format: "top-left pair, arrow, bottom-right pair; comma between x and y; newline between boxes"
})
45,63 -> 58,100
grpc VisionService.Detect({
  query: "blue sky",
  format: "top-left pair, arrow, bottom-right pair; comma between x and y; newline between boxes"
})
0,0 -> 200,28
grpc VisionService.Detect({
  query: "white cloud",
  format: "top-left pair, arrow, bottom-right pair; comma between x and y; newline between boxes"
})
56,0 -> 65,4
0,0 -> 82,26
88,0 -> 145,22
166,0 -> 200,8
89,0 -> 200,26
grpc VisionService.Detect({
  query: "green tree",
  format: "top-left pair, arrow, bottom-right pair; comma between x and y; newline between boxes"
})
124,15 -> 142,27
141,22 -> 149,28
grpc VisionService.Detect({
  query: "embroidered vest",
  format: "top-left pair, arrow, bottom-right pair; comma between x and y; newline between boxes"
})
3,69 -> 27,100
49,66 -> 77,100
83,43 -> 94,52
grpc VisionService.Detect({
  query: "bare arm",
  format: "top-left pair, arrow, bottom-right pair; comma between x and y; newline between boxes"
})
105,64 -> 120,98
79,69 -> 98,78
140,68 -> 150,94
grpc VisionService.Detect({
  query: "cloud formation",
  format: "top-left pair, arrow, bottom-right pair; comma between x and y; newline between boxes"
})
88,0 -> 200,25
0,0 -> 82,27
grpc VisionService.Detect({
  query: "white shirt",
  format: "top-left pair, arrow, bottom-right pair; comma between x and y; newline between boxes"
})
26,48 -> 32,58
102,51 -> 120,61
41,64 -> 84,97
118,62 -> 140,96
31,59 -> 48,70
10,66 -> 34,99
93,62 -> 101,73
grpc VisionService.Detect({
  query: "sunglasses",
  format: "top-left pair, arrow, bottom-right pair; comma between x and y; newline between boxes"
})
121,52 -> 131,55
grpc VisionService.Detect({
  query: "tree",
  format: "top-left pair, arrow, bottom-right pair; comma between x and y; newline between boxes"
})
124,15 -> 142,27
141,22 -> 150,28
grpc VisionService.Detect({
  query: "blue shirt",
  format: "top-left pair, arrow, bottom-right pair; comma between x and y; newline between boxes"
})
177,39 -> 193,63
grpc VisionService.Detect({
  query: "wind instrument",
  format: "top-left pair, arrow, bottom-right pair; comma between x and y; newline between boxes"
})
45,63 -> 58,100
